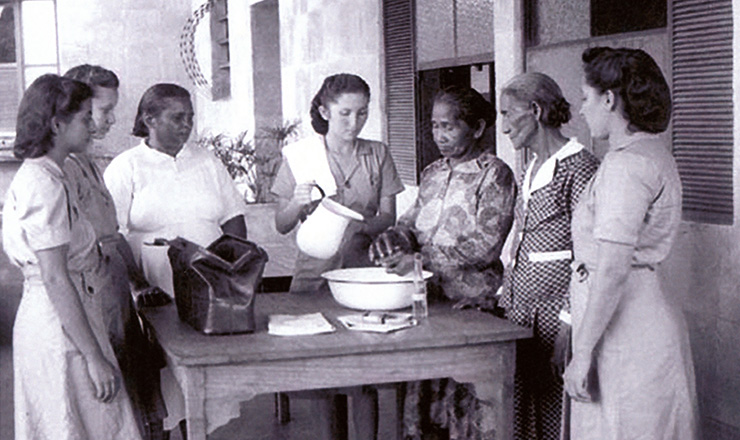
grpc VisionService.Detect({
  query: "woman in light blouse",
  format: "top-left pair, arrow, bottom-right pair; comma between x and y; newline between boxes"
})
563,47 -> 698,439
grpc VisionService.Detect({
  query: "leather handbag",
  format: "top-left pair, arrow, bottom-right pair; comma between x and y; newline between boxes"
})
165,234 -> 268,335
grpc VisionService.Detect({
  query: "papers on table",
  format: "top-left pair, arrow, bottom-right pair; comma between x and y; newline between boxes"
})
268,313 -> 336,336
267,311 -> 417,336
337,311 -> 416,333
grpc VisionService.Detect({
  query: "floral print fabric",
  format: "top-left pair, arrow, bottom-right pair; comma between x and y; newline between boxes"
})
400,151 -> 515,440
398,151 -> 515,303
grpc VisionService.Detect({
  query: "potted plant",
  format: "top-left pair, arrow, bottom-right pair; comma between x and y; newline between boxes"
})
198,121 -> 301,278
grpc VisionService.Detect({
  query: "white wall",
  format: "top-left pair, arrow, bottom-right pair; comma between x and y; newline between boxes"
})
278,0 -> 385,141
57,0 -> 192,157
190,0 -> 258,140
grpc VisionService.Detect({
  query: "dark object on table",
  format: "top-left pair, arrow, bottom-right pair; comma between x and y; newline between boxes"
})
135,286 -> 173,309
166,234 -> 268,335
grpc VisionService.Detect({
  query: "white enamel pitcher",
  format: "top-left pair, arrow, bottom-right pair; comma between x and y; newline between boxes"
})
296,185 -> 364,259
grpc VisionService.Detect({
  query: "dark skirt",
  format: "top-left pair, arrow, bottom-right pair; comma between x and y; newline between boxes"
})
96,240 -> 167,438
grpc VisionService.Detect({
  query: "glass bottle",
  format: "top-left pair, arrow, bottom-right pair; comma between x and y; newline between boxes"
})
412,252 -> 428,323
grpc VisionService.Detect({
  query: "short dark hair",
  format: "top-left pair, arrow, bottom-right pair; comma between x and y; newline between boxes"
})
63,64 -> 119,90
14,74 -> 93,159
309,73 -> 371,135
501,72 -> 571,128
582,47 -> 671,134
434,85 -> 495,131
132,83 -> 191,137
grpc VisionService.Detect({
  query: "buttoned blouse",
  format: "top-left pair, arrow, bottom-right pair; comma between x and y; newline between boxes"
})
272,136 -> 404,292
272,136 -> 404,218
104,141 -> 246,244
64,152 -> 119,239
572,134 -> 682,269
398,151 -> 515,300
499,141 -> 599,315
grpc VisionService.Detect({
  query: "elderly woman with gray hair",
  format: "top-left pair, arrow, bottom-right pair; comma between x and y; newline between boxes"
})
498,72 -> 599,440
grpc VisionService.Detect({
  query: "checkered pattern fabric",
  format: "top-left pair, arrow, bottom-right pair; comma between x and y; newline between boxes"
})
179,1 -> 213,97
501,149 -> 599,440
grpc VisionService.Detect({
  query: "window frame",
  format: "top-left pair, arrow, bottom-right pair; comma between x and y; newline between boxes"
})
0,0 -> 60,143
0,0 -> 22,142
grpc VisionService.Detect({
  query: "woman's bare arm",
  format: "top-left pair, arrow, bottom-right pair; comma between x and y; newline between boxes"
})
564,240 -> 632,401
572,240 -> 633,358
361,195 -> 397,236
275,182 -> 316,234
114,233 -> 149,290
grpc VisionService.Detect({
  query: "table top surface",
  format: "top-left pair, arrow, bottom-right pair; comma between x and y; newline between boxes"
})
141,292 -> 531,367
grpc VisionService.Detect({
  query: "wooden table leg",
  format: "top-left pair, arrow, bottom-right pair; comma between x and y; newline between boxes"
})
181,367 -> 207,440
275,392 -> 291,424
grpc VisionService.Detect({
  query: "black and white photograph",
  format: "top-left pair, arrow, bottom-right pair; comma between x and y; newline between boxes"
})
0,0 -> 735,439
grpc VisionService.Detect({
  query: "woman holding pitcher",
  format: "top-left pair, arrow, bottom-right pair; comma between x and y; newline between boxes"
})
272,73 -> 404,440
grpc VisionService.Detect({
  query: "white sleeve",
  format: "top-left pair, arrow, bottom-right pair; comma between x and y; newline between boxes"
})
103,154 -> 134,236
211,155 -> 247,224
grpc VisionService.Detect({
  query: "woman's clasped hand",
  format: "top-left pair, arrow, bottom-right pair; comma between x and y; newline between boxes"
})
85,352 -> 122,403
368,226 -> 417,273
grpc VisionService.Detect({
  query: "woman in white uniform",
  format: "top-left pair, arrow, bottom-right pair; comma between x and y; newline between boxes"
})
104,83 -> 247,436
3,74 -> 142,440
563,47 -> 698,439
104,83 -> 246,298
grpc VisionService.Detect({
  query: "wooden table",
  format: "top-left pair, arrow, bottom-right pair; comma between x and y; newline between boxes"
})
141,292 -> 531,440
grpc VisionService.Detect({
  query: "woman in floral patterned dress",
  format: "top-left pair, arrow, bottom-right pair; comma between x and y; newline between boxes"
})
498,72 -> 599,440
370,85 -> 516,439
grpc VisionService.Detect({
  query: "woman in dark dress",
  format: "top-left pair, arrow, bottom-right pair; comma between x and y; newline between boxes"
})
497,72 -> 599,440
62,64 -> 168,440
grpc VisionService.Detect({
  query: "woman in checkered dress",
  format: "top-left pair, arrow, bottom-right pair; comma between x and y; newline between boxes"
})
498,73 -> 599,440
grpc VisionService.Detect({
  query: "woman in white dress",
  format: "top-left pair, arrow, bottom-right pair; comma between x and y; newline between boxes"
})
104,83 -> 247,436
563,47 -> 698,439
3,74 -> 142,439
104,83 -> 246,298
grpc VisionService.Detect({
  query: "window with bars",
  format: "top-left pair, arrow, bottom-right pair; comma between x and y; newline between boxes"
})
0,0 -> 59,139
672,0 -> 734,224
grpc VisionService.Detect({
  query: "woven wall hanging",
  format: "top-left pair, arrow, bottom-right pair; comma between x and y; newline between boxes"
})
179,0 -> 214,98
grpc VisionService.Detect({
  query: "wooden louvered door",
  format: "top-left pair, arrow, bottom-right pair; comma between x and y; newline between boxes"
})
383,0 -> 418,183
672,0 -> 734,224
